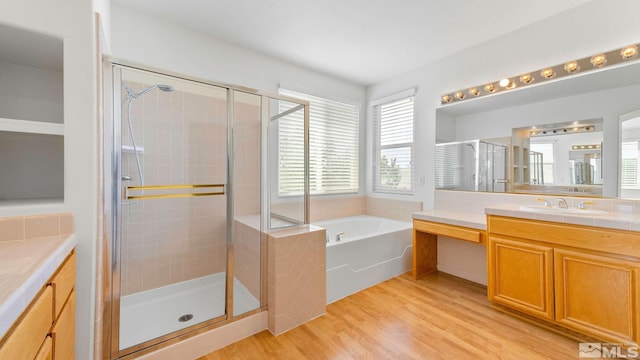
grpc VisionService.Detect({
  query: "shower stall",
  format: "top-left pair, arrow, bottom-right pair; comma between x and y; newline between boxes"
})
435,139 -> 508,192
103,62 -> 309,359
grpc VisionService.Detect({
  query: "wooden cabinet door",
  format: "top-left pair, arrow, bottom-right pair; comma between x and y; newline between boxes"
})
488,236 -> 554,320
554,249 -> 640,344
52,291 -> 75,360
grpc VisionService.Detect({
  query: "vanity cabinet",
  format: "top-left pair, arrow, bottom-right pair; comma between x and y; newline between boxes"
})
0,250 -> 76,359
554,249 -> 640,343
487,215 -> 640,344
488,236 -> 554,320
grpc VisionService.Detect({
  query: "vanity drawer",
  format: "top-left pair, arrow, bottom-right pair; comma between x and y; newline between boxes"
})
414,219 -> 485,243
487,215 -> 640,258
50,251 -> 75,318
0,285 -> 54,360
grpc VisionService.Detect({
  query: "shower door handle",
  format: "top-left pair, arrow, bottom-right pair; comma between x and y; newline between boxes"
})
125,184 -> 225,200
121,175 -> 132,181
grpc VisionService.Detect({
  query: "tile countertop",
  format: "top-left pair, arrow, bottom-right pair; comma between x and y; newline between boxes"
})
411,210 -> 487,230
0,233 -> 76,339
413,205 -> 640,232
484,203 -> 640,232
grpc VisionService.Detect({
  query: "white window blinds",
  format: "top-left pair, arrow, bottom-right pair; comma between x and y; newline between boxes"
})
622,141 -> 639,189
278,89 -> 360,195
373,93 -> 414,194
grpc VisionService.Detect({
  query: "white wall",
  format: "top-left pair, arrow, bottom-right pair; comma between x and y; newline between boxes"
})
0,1 -> 100,359
367,0 -> 640,283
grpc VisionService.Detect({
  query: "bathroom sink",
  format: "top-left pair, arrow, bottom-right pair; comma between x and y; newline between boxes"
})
519,205 -> 608,215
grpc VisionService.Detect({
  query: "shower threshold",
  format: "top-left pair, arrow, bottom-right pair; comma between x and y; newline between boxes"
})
119,272 -> 259,350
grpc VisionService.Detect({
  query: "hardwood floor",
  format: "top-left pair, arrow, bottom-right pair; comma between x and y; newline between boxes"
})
198,272 -> 580,359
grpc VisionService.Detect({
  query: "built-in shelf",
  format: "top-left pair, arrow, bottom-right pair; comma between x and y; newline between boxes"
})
0,24 -> 64,209
0,117 -> 63,136
122,145 -> 144,154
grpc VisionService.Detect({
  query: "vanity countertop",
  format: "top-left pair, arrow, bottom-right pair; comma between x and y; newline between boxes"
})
413,203 -> 640,233
484,203 -> 640,231
412,209 -> 486,230
0,233 -> 76,339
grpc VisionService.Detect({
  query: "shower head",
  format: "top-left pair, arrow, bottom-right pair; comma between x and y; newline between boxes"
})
124,84 -> 175,99
157,84 -> 174,92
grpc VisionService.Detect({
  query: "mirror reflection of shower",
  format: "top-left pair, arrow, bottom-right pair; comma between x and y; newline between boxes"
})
122,84 -> 174,200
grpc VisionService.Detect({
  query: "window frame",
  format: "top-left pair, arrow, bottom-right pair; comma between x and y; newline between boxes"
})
372,89 -> 416,195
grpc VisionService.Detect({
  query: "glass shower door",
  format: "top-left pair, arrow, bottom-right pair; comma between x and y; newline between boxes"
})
115,66 -> 229,352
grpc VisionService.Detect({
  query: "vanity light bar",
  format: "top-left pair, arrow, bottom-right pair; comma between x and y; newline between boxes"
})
572,144 -> 602,150
530,125 -> 594,137
440,43 -> 640,105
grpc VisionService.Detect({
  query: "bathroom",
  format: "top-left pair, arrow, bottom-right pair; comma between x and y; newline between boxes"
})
1,0 -> 640,359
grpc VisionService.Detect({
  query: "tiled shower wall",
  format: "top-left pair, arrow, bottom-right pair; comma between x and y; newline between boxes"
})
232,94 -> 263,302
120,81 -> 228,295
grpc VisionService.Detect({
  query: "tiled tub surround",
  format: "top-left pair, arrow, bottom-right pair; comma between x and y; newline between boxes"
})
0,212 -> 76,338
271,195 -> 423,223
267,225 -> 326,335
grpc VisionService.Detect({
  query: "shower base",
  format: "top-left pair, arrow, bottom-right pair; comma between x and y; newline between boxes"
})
119,272 -> 259,350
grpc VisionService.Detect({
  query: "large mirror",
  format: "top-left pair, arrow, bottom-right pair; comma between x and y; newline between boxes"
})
511,119 -> 603,196
436,59 -> 640,198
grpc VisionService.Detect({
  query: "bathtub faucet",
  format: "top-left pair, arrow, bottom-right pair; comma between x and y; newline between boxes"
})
336,232 -> 345,242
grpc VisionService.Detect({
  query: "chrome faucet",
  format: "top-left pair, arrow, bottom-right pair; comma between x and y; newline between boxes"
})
335,232 -> 345,241
556,198 -> 569,209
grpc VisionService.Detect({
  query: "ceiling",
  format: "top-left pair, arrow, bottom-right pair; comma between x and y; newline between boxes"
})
113,0 -> 594,86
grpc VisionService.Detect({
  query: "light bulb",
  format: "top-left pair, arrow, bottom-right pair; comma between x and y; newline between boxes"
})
564,60 -> 580,73
621,45 -> 638,60
541,68 -> 555,79
519,73 -> 533,84
590,53 -> 607,67
499,78 -> 515,89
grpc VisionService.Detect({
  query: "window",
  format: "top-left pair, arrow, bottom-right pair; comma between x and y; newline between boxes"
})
530,142 -> 555,184
622,140 -> 640,189
278,89 -> 359,195
373,91 -> 415,194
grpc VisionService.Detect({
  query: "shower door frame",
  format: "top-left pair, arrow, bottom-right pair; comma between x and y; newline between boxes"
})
104,59 -> 310,360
